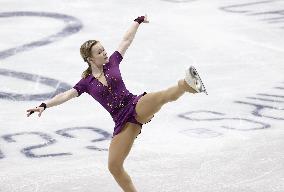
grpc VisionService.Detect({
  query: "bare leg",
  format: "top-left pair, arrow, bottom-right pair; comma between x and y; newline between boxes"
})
108,122 -> 142,192
135,79 -> 196,124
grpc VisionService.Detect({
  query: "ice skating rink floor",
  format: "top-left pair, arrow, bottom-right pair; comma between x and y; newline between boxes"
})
0,0 -> 283,191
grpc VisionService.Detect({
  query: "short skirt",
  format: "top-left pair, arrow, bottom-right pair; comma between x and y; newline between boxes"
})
112,91 -> 153,139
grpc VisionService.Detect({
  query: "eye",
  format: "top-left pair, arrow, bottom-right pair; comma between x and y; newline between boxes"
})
99,49 -> 104,54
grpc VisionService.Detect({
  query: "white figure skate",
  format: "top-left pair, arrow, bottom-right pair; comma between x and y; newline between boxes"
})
185,66 -> 208,95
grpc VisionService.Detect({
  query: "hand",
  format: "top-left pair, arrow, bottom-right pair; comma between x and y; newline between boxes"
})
134,14 -> 149,24
143,14 -> 149,23
26,106 -> 45,117
26,103 -> 46,117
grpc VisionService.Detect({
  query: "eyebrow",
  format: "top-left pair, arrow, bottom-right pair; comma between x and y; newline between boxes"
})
97,47 -> 104,53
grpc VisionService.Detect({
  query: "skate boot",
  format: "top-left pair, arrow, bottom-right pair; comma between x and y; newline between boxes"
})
184,66 -> 208,95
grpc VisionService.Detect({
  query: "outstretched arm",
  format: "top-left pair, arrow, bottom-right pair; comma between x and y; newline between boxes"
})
117,14 -> 149,58
26,88 -> 77,117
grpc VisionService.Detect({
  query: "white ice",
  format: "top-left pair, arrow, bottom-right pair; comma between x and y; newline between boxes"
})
0,0 -> 283,191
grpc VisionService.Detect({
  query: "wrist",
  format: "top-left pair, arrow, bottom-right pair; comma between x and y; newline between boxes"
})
39,102 -> 47,110
134,16 -> 145,24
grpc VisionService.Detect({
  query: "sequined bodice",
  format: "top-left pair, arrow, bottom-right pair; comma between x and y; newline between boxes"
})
73,51 -> 137,121
86,62 -> 135,116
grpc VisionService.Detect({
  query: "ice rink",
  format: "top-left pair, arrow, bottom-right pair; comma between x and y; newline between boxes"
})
0,0 -> 284,191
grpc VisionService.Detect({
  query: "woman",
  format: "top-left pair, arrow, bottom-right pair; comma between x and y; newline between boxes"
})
26,15 -> 206,192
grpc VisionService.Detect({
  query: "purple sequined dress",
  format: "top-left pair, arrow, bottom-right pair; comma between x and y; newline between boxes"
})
73,51 -> 150,138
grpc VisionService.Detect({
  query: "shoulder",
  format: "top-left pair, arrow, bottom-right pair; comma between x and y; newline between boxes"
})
73,76 -> 90,97
77,75 -> 92,84
110,50 -> 123,59
109,51 -> 123,66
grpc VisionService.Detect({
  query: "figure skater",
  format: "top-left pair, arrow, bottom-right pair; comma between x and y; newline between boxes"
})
26,14 -> 207,192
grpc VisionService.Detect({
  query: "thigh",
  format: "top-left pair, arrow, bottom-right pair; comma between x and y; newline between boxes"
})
108,122 -> 142,166
135,91 -> 164,124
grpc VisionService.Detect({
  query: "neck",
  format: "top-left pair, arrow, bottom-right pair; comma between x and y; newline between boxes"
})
91,64 -> 103,76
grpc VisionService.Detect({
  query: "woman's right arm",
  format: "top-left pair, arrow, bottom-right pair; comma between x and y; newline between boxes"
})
45,88 -> 78,108
26,88 -> 79,117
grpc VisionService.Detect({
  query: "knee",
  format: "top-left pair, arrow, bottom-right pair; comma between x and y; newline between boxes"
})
108,161 -> 123,176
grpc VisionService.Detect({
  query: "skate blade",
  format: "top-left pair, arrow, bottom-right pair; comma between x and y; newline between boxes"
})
189,66 -> 208,95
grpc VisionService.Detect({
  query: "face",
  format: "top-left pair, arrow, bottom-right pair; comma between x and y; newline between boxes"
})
88,42 -> 109,66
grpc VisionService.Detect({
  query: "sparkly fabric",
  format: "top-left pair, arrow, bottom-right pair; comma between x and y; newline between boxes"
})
73,51 -> 151,138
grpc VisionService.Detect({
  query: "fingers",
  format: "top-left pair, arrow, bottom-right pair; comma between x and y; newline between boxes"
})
27,108 -> 39,112
27,110 -> 34,117
38,110 -> 43,117
144,14 -> 149,23
26,109 -> 37,115
26,107 -> 41,117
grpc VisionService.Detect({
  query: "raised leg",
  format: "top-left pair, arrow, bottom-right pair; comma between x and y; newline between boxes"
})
108,122 -> 142,192
135,79 -> 196,124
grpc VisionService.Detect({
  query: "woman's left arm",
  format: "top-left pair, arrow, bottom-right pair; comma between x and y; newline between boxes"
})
117,14 -> 149,58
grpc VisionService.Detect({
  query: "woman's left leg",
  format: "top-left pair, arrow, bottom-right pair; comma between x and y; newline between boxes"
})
108,122 -> 142,192
135,79 -> 196,124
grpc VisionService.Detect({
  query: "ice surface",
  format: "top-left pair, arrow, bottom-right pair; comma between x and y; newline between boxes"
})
0,0 -> 283,191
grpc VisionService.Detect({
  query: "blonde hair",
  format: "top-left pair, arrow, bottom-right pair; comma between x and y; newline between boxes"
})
80,40 -> 99,78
